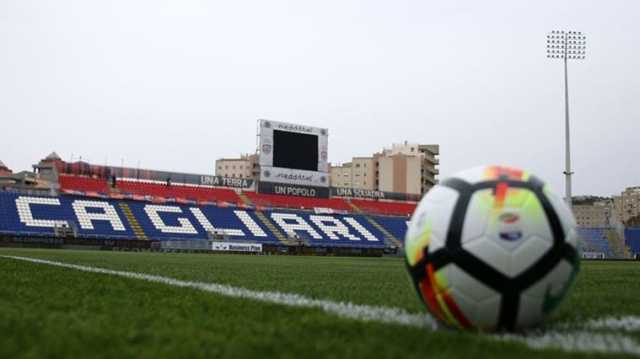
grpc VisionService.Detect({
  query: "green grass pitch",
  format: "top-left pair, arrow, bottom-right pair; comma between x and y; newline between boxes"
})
0,248 -> 639,358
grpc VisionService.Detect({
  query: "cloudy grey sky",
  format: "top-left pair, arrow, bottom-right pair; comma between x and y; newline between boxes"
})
1,0 -> 638,196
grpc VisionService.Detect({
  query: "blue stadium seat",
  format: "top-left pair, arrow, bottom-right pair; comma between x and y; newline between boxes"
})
576,228 -> 614,257
0,192 -> 135,239
125,200 -> 279,243
5,191 -> 626,256
372,216 -> 410,241
261,209 -> 386,248
0,191 -> 390,248
624,228 -> 640,255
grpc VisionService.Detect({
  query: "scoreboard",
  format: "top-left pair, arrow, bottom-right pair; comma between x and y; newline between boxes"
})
258,120 -> 329,190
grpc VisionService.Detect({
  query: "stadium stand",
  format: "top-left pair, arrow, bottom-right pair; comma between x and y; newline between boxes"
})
57,175 -> 243,205
58,174 -> 109,194
576,228 -> 615,258
124,199 -> 278,242
6,187 -> 638,258
2,192 -> 135,239
0,191 -> 388,248
116,180 -> 242,205
371,215 -> 410,240
55,174 -> 417,217
624,228 -> 640,255
350,199 -> 416,217
261,209 -> 385,247
244,192 -> 352,211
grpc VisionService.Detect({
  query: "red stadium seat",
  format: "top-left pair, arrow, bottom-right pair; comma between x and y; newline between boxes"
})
57,175 -> 415,216
244,192 -> 352,212
350,199 -> 416,217
58,174 -> 109,193
116,180 -> 241,205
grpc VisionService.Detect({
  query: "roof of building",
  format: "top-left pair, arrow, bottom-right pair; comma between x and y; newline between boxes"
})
331,162 -> 352,168
216,158 -> 250,162
0,160 -> 7,169
45,152 -> 62,161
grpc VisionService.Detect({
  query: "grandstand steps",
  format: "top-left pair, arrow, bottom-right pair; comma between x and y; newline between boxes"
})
118,203 -> 148,240
365,217 -> 403,248
605,228 -> 632,259
253,210 -> 291,245
347,201 -> 403,248
237,192 -> 253,207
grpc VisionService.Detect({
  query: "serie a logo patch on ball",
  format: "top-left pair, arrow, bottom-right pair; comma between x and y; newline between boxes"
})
405,165 -> 579,332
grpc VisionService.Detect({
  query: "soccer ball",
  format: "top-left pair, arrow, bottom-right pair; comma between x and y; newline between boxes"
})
405,165 -> 579,331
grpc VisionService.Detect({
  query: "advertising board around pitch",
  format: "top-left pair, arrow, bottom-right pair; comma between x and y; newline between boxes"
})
211,242 -> 263,253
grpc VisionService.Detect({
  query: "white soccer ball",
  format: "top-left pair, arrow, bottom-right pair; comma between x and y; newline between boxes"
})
405,165 -> 579,331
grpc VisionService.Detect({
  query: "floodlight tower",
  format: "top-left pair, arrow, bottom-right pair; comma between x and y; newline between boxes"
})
546,30 -> 586,209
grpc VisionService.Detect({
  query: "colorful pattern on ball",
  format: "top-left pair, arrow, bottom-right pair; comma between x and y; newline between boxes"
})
419,264 -> 472,329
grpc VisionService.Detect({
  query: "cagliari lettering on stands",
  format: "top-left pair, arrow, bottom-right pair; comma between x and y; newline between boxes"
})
10,195 -> 381,243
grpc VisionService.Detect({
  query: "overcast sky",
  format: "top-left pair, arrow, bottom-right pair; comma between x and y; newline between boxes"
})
1,0 -> 638,197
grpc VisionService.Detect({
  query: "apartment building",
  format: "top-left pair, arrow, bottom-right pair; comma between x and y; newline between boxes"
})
215,154 -> 258,179
331,142 -> 439,196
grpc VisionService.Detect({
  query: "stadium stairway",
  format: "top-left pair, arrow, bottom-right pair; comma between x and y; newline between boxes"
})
625,228 -> 640,256
237,192 -> 253,207
253,211 -> 291,245
604,228 -> 631,259
238,191 -> 295,245
118,203 -> 148,240
347,201 -> 402,248
577,228 -> 615,257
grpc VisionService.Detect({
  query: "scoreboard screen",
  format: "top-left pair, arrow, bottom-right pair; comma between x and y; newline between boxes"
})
272,130 -> 318,171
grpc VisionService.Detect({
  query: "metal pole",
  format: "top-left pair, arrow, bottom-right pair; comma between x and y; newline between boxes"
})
547,30 -> 585,209
563,33 -> 573,209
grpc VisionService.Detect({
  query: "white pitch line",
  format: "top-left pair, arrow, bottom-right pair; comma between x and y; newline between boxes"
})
583,317 -> 640,332
3,254 -> 640,356
499,331 -> 640,356
0,255 -> 436,329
